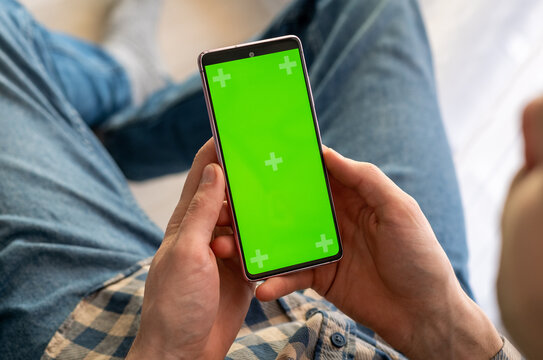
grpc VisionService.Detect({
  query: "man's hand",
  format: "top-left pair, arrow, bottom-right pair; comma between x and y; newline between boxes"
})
128,139 -> 254,360
498,95 -> 543,359
254,147 -> 502,359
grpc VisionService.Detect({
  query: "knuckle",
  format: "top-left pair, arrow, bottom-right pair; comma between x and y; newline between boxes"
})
359,162 -> 381,177
194,145 -> 207,162
174,237 -> 205,259
192,139 -> 216,167
356,162 -> 382,187
389,193 -> 422,219
190,150 -> 206,170
184,188 -> 220,224
403,194 -> 421,211
187,192 -> 207,214
399,195 -> 423,218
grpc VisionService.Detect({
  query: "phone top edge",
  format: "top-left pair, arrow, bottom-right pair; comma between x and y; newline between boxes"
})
200,35 -> 302,67
202,35 -> 300,55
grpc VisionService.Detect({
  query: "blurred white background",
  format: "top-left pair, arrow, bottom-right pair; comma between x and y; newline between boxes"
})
420,0 -> 543,330
21,0 -> 543,331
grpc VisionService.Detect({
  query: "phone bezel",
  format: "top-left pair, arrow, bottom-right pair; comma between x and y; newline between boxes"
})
198,35 -> 342,281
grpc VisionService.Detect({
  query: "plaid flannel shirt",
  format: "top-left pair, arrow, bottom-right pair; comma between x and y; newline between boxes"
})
42,259 -> 522,359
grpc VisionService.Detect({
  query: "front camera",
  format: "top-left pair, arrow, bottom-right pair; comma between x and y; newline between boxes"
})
249,52 -> 255,57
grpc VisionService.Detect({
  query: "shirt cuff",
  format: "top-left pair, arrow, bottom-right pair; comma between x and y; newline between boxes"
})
491,336 -> 524,360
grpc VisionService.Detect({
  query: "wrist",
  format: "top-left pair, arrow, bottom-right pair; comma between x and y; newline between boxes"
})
126,332 -> 225,360
126,333 -> 202,360
126,335 -> 182,360
406,291 -> 503,359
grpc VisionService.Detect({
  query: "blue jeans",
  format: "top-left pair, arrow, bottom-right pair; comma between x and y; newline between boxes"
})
0,0 -> 471,358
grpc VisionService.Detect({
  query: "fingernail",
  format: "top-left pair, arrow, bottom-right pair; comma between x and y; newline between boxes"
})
201,164 -> 216,184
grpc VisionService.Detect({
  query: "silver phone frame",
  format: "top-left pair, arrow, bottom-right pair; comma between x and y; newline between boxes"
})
198,35 -> 342,281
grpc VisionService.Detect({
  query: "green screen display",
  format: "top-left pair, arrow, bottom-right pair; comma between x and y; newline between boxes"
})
204,47 -> 340,277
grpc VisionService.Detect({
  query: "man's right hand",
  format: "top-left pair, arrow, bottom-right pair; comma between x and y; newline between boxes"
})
254,147 -> 502,359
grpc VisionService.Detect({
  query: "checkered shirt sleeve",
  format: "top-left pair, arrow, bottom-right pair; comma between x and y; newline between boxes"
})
41,260 -> 149,360
41,260 -> 523,359
491,337 -> 524,360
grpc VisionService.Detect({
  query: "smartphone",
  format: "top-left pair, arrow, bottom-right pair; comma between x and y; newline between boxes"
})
198,35 -> 342,281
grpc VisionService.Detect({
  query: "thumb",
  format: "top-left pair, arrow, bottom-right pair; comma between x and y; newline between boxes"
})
523,96 -> 543,170
323,147 -> 405,208
177,163 -> 225,245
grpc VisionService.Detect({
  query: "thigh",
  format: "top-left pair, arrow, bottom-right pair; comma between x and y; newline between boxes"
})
43,32 -> 132,127
0,3 -> 162,358
2,0 -> 131,127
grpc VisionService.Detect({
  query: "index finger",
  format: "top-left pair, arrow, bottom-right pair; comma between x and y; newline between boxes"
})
323,147 -> 405,208
164,138 -> 219,237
